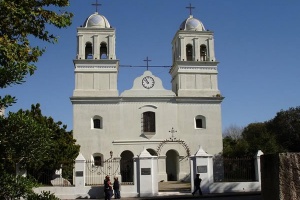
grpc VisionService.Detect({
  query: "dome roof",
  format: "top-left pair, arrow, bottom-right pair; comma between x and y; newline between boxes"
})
83,12 -> 111,28
179,15 -> 205,31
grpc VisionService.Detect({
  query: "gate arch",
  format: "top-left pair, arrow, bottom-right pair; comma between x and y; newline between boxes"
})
166,149 -> 180,181
156,135 -> 191,160
120,150 -> 134,183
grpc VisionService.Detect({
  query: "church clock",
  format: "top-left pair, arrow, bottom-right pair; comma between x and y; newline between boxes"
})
142,76 -> 155,89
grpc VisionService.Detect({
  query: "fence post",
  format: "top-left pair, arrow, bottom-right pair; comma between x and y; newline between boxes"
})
137,148 -> 158,197
74,153 -> 87,198
16,162 -> 27,177
254,150 -> 263,182
190,146 -> 213,194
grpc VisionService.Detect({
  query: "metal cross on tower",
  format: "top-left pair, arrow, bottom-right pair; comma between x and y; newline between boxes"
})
186,3 -> 195,15
143,56 -> 152,70
92,0 -> 101,12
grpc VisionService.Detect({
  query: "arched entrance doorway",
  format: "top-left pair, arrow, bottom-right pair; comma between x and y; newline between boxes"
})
166,149 -> 179,181
120,150 -> 134,182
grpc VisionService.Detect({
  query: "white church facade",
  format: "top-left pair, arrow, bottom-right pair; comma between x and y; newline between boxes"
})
71,7 -> 223,183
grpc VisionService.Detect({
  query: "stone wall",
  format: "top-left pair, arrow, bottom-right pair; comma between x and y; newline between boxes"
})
261,153 -> 300,200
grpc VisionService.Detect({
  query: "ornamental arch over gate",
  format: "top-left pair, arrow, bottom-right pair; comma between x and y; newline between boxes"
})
156,128 -> 191,161
156,128 -> 191,182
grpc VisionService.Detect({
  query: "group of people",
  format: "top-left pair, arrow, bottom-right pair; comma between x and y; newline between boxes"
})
104,173 -> 202,199
104,175 -> 121,200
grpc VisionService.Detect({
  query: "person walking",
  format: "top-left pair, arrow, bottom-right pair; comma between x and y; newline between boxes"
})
104,175 -> 113,200
192,174 -> 203,196
113,176 -> 121,199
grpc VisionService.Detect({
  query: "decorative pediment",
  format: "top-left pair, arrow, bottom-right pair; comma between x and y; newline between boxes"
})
120,71 -> 175,97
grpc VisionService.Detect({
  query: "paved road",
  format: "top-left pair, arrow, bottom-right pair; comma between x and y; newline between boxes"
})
105,193 -> 262,200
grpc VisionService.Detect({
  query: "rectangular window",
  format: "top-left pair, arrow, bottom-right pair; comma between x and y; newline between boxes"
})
94,156 -> 102,166
143,112 -> 155,132
94,119 -> 101,129
196,119 -> 203,128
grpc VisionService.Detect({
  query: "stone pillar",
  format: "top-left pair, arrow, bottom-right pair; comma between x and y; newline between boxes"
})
190,146 -> 213,194
157,155 -> 167,181
255,150 -> 263,182
16,162 -> 27,177
179,156 -> 189,181
261,153 -> 300,200
93,35 -> 99,59
133,156 -> 138,196
180,36 -> 185,61
208,38 -> 215,61
108,35 -> 114,59
193,38 -> 199,61
77,35 -> 83,59
74,153 -> 88,198
137,148 -> 158,197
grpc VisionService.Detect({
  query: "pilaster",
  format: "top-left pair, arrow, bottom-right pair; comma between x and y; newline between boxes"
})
190,146 -> 213,194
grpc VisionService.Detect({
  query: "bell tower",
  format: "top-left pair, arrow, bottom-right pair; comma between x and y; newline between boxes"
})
73,11 -> 119,97
170,9 -> 220,97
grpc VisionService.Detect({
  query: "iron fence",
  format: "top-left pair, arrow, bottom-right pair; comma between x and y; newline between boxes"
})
85,158 -> 120,186
120,158 -> 134,183
213,157 -> 256,182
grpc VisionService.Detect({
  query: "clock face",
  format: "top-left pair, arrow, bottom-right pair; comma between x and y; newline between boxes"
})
142,76 -> 155,89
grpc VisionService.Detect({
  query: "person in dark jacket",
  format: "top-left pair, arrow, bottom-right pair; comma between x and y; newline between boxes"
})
113,177 -> 120,199
192,174 -> 202,196
104,175 -> 113,200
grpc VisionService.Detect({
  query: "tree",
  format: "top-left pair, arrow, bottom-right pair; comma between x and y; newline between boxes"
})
222,125 -> 247,157
223,122 -> 282,157
242,122 -> 281,155
0,0 -> 73,107
25,104 -> 80,182
0,104 -> 80,177
0,104 -> 80,198
223,124 -> 244,140
268,106 -> 300,152
0,168 -> 59,200
0,109 -> 54,173
222,136 -> 249,157
0,169 -> 38,200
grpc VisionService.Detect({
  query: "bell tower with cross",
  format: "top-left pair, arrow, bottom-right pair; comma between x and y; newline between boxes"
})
73,1 -> 119,97
170,4 -> 220,98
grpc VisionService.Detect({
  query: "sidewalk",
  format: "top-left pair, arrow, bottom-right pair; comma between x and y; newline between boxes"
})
124,192 -> 262,200
72,192 -> 261,200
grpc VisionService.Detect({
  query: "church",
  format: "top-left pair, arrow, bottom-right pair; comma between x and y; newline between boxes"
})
71,4 -> 223,183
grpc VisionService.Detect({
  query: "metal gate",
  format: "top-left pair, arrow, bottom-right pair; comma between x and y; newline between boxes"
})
85,159 -> 120,186
120,158 -> 133,183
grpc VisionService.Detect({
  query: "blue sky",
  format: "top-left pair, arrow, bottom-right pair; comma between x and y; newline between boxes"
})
2,0 -> 300,132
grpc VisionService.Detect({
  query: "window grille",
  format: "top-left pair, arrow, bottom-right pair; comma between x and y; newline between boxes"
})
94,119 -> 101,129
143,112 -> 155,132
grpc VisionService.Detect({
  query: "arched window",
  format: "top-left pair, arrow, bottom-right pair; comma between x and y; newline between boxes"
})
195,115 -> 206,129
85,42 -> 93,59
100,42 -> 108,59
186,44 -> 193,61
142,111 -> 155,133
200,44 -> 207,61
92,116 -> 103,129
92,153 -> 103,166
